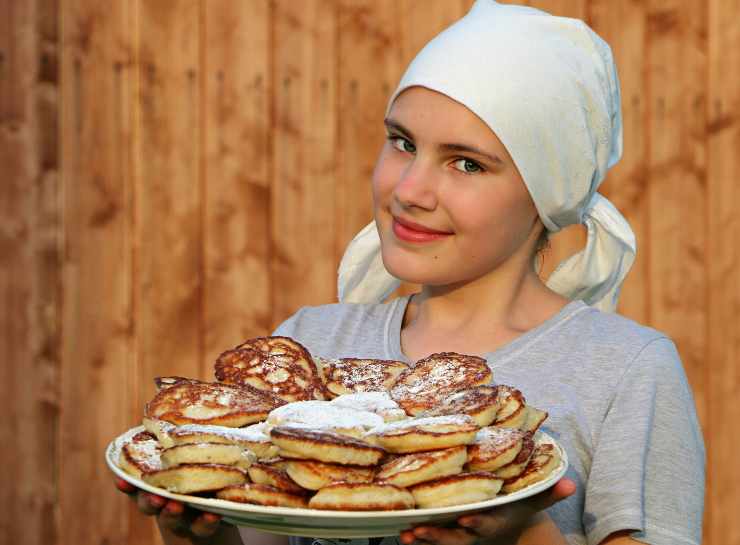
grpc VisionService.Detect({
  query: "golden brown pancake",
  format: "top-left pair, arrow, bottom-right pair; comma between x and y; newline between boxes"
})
308,482 -> 415,511
284,459 -> 375,490
520,405 -> 548,433
366,415 -> 479,453
215,336 -> 327,402
501,443 -> 561,493
145,379 -> 285,427
142,463 -> 247,494
410,472 -> 503,508
466,426 -> 527,472
493,432 -> 535,479
330,392 -> 408,422
119,431 -> 163,478
160,442 -> 254,469
492,385 -> 527,428
247,462 -> 307,495
375,445 -> 467,487
419,385 -> 501,426
158,421 -> 280,460
266,400 -> 383,438
217,483 -> 309,508
390,352 -> 492,415
270,426 -> 385,466
316,357 -> 408,397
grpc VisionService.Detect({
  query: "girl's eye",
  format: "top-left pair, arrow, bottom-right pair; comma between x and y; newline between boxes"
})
452,158 -> 484,174
389,136 -> 416,154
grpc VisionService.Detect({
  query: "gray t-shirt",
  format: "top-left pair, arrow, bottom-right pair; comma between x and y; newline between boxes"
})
239,297 -> 704,545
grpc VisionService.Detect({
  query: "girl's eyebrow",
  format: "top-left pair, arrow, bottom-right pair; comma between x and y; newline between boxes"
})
384,118 -> 503,165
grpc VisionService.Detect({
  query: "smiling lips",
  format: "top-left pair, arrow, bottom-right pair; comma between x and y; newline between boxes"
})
392,216 -> 453,243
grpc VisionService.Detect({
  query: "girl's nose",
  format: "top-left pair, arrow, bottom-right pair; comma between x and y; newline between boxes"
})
393,158 -> 438,211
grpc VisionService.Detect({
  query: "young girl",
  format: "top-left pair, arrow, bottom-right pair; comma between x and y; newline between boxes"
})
119,2 -> 705,544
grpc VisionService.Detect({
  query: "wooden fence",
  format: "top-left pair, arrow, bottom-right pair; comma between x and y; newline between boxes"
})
1,1 -> 738,544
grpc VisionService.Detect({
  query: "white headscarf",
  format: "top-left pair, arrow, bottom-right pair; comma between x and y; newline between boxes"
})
337,0 -> 636,313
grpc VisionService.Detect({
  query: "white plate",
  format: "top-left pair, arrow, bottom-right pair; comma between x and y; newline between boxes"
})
106,426 -> 568,538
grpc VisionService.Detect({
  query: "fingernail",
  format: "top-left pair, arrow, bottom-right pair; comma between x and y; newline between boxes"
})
459,517 -> 478,528
414,528 -> 428,537
163,500 -> 184,515
148,494 -> 167,509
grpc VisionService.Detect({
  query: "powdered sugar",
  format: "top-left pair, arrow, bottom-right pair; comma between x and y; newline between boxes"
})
173,422 -> 271,443
366,414 -> 475,436
329,392 -> 407,420
267,400 -> 384,431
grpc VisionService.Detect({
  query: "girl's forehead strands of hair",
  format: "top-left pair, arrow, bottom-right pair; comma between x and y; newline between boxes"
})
338,0 -> 636,313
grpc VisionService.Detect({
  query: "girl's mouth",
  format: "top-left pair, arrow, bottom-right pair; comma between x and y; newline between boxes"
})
392,216 -> 453,243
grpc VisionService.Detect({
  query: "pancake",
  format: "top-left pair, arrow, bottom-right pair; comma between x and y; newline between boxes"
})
493,432 -> 535,479
316,357 -> 408,397
284,459 -> 375,490
142,417 -> 177,448
375,445 -> 467,488
142,463 -> 247,494
160,442 -> 254,469
308,482 -> 415,511
217,483 -> 309,508
410,472 -> 503,508
501,443 -> 561,493
270,426 -> 385,466
391,352 -> 492,415
520,405 -> 548,433
154,376 -> 200,392
145,379 -> 285,427
266,400 -> 383,438
329,392 -> 409,422
492,385 -> 527,429
119,431 -> 163,478
466,426 -> 527,472
164,422 -> 279,460
419,385 -> 500,426
215,336 -> 326,402
247,462 -> 307,495
365,415 -> 479,453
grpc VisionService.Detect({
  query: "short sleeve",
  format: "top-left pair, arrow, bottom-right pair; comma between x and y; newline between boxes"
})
584,337 -> 705,545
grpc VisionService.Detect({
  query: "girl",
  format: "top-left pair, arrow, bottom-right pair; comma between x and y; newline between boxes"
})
119,2 -> 705,544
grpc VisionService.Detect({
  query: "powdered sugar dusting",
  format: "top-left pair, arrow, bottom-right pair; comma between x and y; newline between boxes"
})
173,422 -> 271,443
267,400 -> 384,430
471,426 -> 525,456
330,392 -> 404,415
366,414 -> 475,436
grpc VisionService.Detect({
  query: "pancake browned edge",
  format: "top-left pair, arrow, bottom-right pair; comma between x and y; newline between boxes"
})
375,445 -> 467,487
160,442 -> 254,469
215,336 -> 328,402
119,431 -> 163,478
390,352 -> 493,415
420,385 -> 501,426
501,443 -> 561,493
492,385 -> 527,428
308,482 -> 415,511
410,471 -> 503,508
217,483 -> 309,508
466,427 -> 527,472
154,376 -> 200,392
367,415 -> 479,453
317,357 -> 409,397
145,379 -> 285,427
271,426 -> 385,466
493,432 -> 535,479
284,459 -> 375,490
142,463 -> 247,494
247,462 -> 308,495
520,406 -> 548,433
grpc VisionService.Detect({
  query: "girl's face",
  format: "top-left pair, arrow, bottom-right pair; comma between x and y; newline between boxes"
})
372,87 -> 541,287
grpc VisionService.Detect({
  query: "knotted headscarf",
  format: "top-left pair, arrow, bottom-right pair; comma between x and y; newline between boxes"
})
337,0 -> 636,313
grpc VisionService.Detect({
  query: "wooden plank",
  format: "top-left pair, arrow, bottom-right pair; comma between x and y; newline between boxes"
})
707,1 -> 740,542
400,0 -> 470,65
0,1 -> 60,544
335,0 -> 404,270
136,0 -> 203,395
645,0 -> 708,476
59,0 -> 137,544
589,1 -> 650,322
203,0 -> 272,365
271,0 -> 338,325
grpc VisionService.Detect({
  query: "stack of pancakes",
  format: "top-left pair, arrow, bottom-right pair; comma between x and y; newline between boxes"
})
118,335 -> 561,509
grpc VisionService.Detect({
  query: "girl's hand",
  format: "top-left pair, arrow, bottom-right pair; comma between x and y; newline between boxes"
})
399,478 -> 576,545
114,478 -> 223,538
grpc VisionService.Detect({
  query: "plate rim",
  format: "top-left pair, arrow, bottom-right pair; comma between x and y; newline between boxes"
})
106,425 -> 568,521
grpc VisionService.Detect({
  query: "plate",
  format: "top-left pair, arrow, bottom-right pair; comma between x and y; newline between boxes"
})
106,426 -> 568,538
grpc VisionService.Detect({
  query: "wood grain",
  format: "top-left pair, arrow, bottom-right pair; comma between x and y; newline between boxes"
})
590,0 -> 649,324
5,1 -> 740,544
707,1 -> 740,543
271,0 -> 338,325
59,1 -> 137,544
1,2 -> 60,544
203,0 -> 272,365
